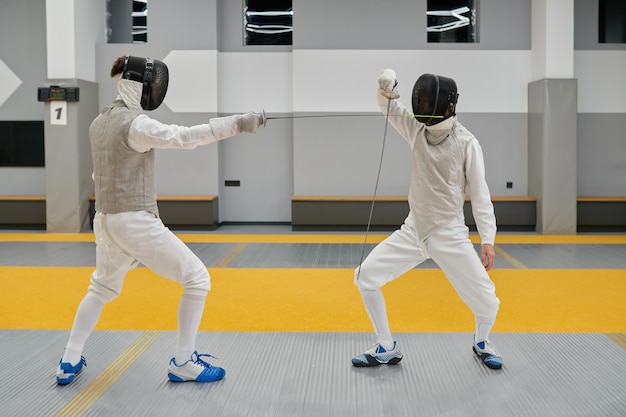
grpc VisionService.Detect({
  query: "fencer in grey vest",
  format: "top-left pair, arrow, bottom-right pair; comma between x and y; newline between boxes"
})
90,56 -> 168,217
58,55 -> 265,386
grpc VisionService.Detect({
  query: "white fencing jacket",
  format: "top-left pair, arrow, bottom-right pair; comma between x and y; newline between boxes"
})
377,91 -> 496,246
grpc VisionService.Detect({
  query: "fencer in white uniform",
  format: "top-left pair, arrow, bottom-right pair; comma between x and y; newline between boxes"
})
351,69 -> 502,370
56,55 -> 266,385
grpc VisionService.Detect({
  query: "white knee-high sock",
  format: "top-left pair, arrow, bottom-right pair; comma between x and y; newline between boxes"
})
359,287 -> 394,350
62,293 -> 105,364
174,293 -> 206,364
475,315 -> 496,342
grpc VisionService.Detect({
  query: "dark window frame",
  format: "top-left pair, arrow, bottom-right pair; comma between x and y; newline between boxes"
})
427,0 -> 478,44
599,0 -> 626,44
244,0 -> 292,46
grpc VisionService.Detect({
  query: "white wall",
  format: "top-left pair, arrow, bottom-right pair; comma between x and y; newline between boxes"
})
292,50 -> 532,113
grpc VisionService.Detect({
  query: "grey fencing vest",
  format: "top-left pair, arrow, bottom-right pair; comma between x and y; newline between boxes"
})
90,100 -> 158,217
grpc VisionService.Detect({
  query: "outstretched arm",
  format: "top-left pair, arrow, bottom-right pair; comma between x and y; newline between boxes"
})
127,112 -> 265,152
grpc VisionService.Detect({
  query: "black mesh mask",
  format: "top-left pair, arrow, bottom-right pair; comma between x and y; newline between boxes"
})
411,74 -> 458,125
122,56 -> 169,111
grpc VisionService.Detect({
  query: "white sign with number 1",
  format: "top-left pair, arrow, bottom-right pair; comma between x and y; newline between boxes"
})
51,101 -> 67,125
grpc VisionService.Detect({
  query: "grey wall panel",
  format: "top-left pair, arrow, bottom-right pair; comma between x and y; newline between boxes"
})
149,0 -> 218,50
154,146 -> 218,195
44,79 -> 99,232
76,80 -> 98,214
293,113 -> 527,197
0,0 -> 46,120
528,79 -> 578,234
218,117 -> 294,222
477,0 -> 531,50
0,169 -> 45,195
577,114 -> 626,196
575,0 -> 599,50
460,113 -> 528,195
293,0 -> 531,50
294,1 -> 422,50
153,117 -> 219,197
107,0 -> 133,43
293,114 -> 412,196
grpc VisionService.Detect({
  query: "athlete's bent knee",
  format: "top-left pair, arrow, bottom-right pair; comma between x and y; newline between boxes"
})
181,268 -> 211,296
354,265 -> 381,291
476,295 -> 500,318
87,284 -> 120,303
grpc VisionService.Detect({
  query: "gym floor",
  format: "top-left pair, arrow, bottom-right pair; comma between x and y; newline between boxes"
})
0,226 -> 624,416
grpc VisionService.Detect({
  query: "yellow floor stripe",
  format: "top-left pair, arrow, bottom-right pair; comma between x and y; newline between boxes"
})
1,232 -> 625,244
0,232 -> 388,244
491,234 -> 626,245
53,331 -> 161,417
607,333 -> 626,350
215,243 -> 248,268
0,233 -> 97,242
494,245 -> 527,269
2,267 -> 625,333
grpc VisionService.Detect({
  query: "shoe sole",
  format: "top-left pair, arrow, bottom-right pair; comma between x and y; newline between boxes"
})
352,355 -> 403,367
472,346 -> 502,369
168,372 -> 187,382
56,375 -> 75,385
168,372 -> 225,382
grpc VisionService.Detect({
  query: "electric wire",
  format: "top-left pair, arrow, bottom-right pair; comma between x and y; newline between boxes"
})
355,97 -> 394,281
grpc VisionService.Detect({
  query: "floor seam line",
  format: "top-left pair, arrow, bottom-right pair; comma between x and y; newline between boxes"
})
495,245 -> 528,269
215,243 -> 248,268
53,330 -> 161,417
606,333 -> 626,350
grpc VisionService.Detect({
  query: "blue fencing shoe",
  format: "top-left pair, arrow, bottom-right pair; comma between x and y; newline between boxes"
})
168,351 -> 226,382
352,341 -> 403,367
473,340 -> 503,369
56,356 -> 87,385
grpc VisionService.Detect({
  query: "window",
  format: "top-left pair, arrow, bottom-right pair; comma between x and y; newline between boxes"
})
427,0 -> 477,43
244,0 -> 292,46
599,0 -> 626,43
0,121 -> 45,167
132,0 -> 148,43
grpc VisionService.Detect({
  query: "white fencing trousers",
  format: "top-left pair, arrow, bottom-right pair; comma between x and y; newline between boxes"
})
88,211 -> 211,303
355,216 -> 499,321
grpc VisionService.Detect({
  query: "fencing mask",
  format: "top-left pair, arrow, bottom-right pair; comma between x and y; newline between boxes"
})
412,74 -> 458,125
122,56 -> 169,111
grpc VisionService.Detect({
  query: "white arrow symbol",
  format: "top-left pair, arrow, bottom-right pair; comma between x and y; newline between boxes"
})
0,59 -> 23,107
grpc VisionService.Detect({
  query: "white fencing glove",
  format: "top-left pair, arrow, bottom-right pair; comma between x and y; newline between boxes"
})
237,111 -> 266,134
378,69 -> 400,99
